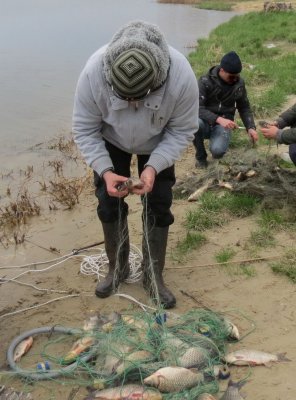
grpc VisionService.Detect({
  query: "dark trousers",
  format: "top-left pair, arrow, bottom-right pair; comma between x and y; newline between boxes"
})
94,140 -> 176,227
289,143 -> 296,165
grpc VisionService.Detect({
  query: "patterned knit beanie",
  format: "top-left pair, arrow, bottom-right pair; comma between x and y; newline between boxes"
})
220,51 -> 242,74
104,20 -> 170,100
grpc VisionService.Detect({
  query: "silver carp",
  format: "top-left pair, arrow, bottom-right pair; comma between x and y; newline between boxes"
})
144,366 -> 204,393
225,349 -> 290,366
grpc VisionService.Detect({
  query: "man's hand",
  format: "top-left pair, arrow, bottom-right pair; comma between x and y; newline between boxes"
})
103,170 -> 129,197
216,116 -> 238,130
261,125 -> 279,140
132,166 -> 156,195
248,128 -> 259,143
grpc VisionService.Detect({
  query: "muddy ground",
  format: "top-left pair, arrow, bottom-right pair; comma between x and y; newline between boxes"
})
0,131 -> 296,399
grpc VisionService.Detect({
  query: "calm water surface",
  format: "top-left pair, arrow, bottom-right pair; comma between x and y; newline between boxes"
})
0,0 -> 239,169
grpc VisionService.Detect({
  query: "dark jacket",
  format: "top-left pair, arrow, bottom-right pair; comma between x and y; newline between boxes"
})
276,103 -> 296,144
198,66 -> 256,130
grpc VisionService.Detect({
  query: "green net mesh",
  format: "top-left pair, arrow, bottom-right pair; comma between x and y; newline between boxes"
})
2,308 -> 248,399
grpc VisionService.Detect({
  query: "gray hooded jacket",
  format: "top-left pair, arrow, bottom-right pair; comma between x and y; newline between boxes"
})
72,21 -> 199,177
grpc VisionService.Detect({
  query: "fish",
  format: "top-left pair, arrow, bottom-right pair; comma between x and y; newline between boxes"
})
83,310 -> 100,332
220,380 -> 245,400
122,314 -> 149,331
102,342 -> 133,375
84,384 -> 162,400
13,336 -> 33,362
223,318 -> 240,341
160,333 -> 212,368
198,394 -> 217,400
225,349 -> 291,366
0,385 -> 33,399
143,366 -> 204,393
115,350 -> 154,374
177,346 -> 211,369
188,180 -> 212,202
213,364 -> 230,380
101,311 -> 122,333
62,335 -> 95,364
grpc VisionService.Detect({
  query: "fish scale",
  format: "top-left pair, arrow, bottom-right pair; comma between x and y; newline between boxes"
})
220,380 -> 245,400
84,384 -> 162,399
144,366 -> 204,393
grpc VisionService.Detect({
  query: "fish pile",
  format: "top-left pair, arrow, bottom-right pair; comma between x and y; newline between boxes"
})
9,308 -> 291,400
78,309 -> 239,399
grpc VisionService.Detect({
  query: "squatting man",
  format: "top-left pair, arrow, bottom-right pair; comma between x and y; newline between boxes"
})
193,51 -> 258,168
72,21 -> 199,309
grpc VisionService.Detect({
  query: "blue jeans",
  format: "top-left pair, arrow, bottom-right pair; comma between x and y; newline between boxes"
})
193,118 -> 231,161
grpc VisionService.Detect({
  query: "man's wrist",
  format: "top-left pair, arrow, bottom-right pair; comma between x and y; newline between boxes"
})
100,167 -> 114,179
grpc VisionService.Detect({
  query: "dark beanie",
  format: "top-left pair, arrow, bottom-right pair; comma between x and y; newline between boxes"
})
104,20 -> 170,100
220,51 -> 242,74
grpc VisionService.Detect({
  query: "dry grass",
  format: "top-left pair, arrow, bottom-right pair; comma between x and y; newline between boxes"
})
0,190 -> 40,229
47,176 -> 87,210
48,135 -> 80,161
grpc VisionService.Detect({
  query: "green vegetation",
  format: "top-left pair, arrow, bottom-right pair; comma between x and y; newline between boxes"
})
189,11 -> 296,118
173,5 -> 296,281
215,247 -> 236,263
197,1 -> 234,11
270,249 -> 296,282
248,227 -> 275,248
172,231 -> 206,261
186,191 -> 258,231
259,209 -> 286,229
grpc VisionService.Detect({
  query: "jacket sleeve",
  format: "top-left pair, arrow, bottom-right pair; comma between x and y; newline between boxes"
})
277,103 -> 296,129
146,63 -> 199,173
277,128 -> 296,144
72,69 -> 114,177
236,85 -> 256,130
198,76 -> 219,125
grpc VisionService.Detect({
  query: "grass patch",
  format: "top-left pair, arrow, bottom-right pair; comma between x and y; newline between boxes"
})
229,129 -> 251,148
270,249 -> 296,282
186,191 -> 258,231
202,191 -> 259,217
172,232 -> 206,262
197,1 -> 234,11
215,247 -> 236,263
259,209 -> 286,229
189,11 -> 296,118
248,227 -> 275,247
224,263 -> 257,277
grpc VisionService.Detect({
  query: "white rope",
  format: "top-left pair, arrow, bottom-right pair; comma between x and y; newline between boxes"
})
0,252 -> 74,269
0,277 -> 71,294
79,244 -> 143,284
0,294 -> 79,320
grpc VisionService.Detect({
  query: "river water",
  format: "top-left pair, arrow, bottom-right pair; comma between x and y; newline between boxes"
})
0,0 -> 239,171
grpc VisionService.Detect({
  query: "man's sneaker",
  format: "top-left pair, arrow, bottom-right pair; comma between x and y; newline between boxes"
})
195,159 -> 208,169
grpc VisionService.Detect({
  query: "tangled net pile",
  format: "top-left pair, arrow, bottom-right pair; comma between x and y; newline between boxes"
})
7,309 -> 243,399
174,149 -> 296,211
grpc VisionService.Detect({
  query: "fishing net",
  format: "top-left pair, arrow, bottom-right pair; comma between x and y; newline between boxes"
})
174,148 -> 296,212
4,308 -> 248,399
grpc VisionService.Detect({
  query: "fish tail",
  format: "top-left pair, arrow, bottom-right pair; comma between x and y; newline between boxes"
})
228,379 -> 246,390
277,352 -> 291,362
